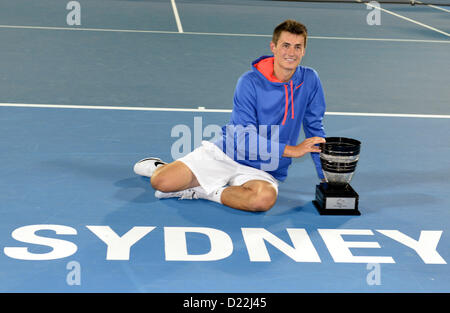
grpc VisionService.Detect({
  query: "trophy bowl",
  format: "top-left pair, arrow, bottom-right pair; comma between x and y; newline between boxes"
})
313,137 -> 362,215
319,137 -> 361,185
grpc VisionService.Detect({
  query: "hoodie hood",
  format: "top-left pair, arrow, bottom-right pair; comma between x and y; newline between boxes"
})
252,55 -> 303,125
252,55 -> 302,84
252,55 -> 284,83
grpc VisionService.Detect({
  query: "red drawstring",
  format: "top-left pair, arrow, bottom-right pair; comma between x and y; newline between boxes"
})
290,80 -> 294,120
281,81 -> 296,125
282,84 -> 289,125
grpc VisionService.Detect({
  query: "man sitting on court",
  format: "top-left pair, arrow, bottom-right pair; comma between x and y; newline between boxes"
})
134,19 -> 327,212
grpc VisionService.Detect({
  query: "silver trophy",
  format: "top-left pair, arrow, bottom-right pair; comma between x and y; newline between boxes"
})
313,137 -> 361,215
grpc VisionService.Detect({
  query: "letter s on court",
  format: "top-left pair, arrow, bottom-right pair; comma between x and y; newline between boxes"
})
4,224 -> 78,261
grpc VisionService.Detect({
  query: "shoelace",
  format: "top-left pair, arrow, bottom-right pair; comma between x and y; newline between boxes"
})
179,189 -> 198,200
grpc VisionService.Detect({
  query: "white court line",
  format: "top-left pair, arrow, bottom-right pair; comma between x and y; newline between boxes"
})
184,32 -> 450,44
426,4 -> 450,12
0,102 -> 232,113
170,0 -> 184,33
325,111 -> 450,118
307,35 -> 448,43
0,24 -> 179,34
1,103 -> 450,119
360,0 -> 450,37
416,1 -> 450,13
0,24 -> 449,43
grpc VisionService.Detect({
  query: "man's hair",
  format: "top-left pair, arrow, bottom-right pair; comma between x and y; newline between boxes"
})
272,19 -> 308,47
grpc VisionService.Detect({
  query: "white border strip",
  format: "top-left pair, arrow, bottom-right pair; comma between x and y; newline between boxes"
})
170,0 -> 184,33
0,24 -> 449,43
1,103 -> 449,119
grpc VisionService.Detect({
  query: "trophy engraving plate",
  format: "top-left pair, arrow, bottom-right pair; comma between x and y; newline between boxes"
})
326,197 -> 356,210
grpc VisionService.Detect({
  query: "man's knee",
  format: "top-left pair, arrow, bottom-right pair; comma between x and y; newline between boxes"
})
248,186 -> 277,212
150,161 -> 198,192
150,170 -> 173,192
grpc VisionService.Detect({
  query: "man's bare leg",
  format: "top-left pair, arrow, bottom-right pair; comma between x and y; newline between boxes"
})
220,180 -> 277,212
150,161 -> 200,192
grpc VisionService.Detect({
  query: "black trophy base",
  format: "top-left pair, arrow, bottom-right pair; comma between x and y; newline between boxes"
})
313,183 -> 360,215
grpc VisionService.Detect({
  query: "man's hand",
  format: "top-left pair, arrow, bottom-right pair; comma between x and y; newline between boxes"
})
282,137 -> 326,158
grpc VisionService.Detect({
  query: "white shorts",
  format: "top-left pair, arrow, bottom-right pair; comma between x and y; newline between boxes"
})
178,141 -> 279,195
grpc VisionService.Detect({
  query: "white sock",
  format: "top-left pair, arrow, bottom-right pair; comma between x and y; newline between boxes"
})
193,186 -> 225,204
155,186 -> 226,203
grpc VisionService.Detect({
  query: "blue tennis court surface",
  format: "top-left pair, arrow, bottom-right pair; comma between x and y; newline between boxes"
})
0,0 -> 449,295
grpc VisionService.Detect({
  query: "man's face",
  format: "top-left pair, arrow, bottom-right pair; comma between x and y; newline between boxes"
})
270,31 -> 306,72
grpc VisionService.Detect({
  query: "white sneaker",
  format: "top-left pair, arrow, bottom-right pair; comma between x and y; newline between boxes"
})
133,157 -> 167,177
155,187 -> 206,200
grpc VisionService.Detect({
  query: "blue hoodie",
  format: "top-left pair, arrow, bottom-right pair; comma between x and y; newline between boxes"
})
214,55 -> 326,181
